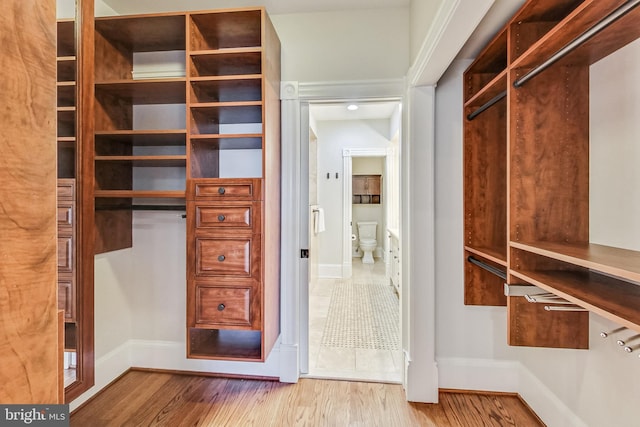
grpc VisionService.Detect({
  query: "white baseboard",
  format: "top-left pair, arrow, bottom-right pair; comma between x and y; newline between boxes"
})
437,357 -> 519,392
318,264 -> 343,278
278,343 -> 299,383
405,357 -> 439,403
437,357 -> 586,427
69,341 -> 132,411
518,364 -> 588,427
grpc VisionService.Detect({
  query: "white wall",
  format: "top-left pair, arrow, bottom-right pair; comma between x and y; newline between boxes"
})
434,57 -> 640,426
57,0 -> 75,19
590,38 -> 640,251
316,119 -> 392,274
409,0 -> 442,63
271,8 -> 409,82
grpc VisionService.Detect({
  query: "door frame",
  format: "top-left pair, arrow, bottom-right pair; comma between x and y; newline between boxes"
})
342,147 -> 393,279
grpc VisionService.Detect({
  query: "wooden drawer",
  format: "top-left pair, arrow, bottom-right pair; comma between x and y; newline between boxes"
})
57,202 -> 74,229
58,276 -> 75,322
189,179 -> 261,201
195,203 -> 259,231
57,178 -> 75,200
195,285 -> 253,327
58,234 -> 73,273
195,236 -> 258,277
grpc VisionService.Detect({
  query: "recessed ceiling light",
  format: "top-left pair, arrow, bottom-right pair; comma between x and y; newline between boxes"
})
347,104 -> 359,111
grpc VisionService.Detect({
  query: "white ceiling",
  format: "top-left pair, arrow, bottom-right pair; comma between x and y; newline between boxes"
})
103,0 -> 410,15
310,101 -> 400,122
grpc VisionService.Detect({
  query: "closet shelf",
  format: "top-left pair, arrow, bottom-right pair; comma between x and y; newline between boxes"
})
95,14 -> 186,52
511,241 -> 640,283
463,27 -> 507,102
189,49 -> 262,77
95,79 -> 186,104
190,77 -> 262,103
94,155 -> 187,167
465,246 -> 507,267
95,130 -> 187,146
190,134 -> 262,150
94,190 -> 186,199
512,0 -> 640,70
190,47 -> 262,56
510,269 -> 640,333
464,70 -> 507,112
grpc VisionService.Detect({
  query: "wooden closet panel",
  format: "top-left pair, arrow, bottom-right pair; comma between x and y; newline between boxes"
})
509,65 -> 589,245
507,296 -> 589,348
0,0 -> 59,403
464,102 -> 507,256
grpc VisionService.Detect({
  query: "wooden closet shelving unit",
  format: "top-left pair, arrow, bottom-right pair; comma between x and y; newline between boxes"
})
90,8 -> 281,362
57,19 -> 78,348
464,0 -> 640,347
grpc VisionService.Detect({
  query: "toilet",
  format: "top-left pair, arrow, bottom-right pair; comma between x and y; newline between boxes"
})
356,221 -> 377,264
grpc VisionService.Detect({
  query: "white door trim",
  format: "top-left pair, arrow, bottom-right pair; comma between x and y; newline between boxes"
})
342,147 -> 392,279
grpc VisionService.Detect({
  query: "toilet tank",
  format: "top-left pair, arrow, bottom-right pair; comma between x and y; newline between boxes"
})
357,221 -> 377,240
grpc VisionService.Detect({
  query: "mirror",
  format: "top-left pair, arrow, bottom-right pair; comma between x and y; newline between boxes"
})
56,0 -> 94,402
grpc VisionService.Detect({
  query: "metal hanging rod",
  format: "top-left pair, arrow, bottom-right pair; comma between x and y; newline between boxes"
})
467,256 -> 507,280
544,305 -> 588,312
513,0 -> 640,88
524,293 -> 574,304
467,90 -> 507,121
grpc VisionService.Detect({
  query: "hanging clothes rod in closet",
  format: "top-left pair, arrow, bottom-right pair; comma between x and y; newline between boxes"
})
467,90 -> 507,121
513,0 -> 640,88
466,256 -> 507,280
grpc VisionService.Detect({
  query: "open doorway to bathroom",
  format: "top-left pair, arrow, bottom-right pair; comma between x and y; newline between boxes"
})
305,100 -> 402,382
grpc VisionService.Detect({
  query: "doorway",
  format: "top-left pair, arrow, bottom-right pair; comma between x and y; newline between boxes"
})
303,100 -> 402,382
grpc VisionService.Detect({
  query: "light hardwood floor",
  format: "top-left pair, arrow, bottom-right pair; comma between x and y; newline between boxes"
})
71,371 -> 544,426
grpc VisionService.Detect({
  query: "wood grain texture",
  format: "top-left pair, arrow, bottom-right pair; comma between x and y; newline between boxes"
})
70,371 -> 545,426
0,0 -> 59,404
69,0 -> 96,402
262,9 -> 282,361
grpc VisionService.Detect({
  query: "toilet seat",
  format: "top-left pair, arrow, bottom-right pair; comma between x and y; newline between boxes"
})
359,238 -> 376,246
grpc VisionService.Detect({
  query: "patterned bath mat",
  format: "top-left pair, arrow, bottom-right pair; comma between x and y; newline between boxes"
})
321,280 -> 399,350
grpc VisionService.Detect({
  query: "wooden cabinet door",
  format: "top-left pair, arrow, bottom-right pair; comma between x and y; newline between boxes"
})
352,176 -> 367,194
366,176 -> 380,194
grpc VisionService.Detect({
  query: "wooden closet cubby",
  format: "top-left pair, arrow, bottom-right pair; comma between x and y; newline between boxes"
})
464,0 -> 640,348
90,8 -> 281,362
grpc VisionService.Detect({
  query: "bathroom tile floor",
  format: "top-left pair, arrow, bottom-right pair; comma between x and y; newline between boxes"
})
306,259 -> 402,383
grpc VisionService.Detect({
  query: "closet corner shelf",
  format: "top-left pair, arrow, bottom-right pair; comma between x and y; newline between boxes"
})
464,70 -> 507,110
465,246 -> 508,267
511,0 -> 640,70
510,241 -> 640,283
510,269 -> 640,334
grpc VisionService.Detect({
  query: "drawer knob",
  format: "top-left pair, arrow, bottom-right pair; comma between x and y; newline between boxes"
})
218,187 -> 226,195
218,255 -> 225,262
218,214 -> 226,222
217,303 -> 225,311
